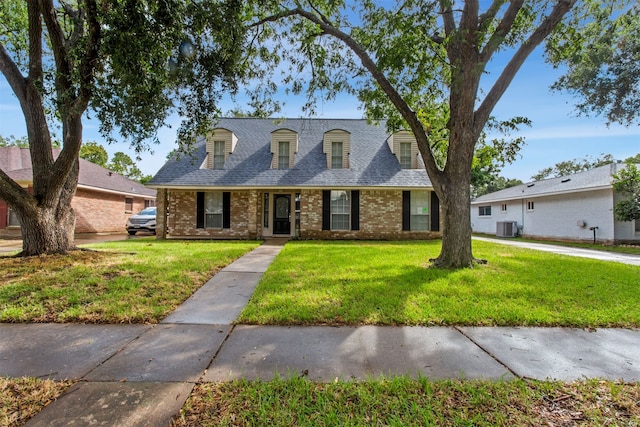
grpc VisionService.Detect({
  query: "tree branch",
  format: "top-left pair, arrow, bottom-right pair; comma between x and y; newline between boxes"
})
479,0 -> 524,63
439,0 -> 457,38
76,0 -> 100,111
0,43 -> 27,108
478,0 -> 508,29
287,6 -> 443,180
474,0 -> 576,137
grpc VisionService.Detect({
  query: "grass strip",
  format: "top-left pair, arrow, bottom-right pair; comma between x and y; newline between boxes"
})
1,376 -> 73,426
173,377 -> 640,426
0,239 -> 260,323
239,240 -> 640,327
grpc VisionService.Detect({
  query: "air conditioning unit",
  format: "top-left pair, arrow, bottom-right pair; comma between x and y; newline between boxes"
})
496,221 -> 518,237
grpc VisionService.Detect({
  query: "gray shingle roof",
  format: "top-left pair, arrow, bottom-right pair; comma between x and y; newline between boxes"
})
0,147 -> 155,197
148,118 -> 432,189
471,163 -> 633,204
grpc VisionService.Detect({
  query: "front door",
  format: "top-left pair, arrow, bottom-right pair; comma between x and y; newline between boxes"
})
273,194 -> 291,235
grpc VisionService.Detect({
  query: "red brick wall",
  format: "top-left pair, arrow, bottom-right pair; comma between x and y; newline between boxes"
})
300,189 -> 440,240
166,190 -> 259,239
0,200 -> 7,228
164,188 -> 441,240
0,189 -> 154,236
72,188 -> 152,233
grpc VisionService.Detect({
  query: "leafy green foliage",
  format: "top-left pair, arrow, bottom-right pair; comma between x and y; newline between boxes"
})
548,2 -> 640,126
0,135 -> 29,148
78,141 -> 108,167
531,153 -> 616,180
612,163 -> 640,222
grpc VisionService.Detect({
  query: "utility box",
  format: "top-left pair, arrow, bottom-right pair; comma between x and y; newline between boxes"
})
496,221 -> 518,237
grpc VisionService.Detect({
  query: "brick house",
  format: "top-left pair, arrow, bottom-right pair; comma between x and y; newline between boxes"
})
147,118 -> 441,240
0,147 -> 156,238
470,163 -> 640,244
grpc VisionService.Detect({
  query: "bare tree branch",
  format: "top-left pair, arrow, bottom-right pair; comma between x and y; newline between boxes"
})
0,43 -> 27,107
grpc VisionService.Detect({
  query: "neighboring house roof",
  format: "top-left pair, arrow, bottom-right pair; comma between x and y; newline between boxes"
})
0,146 -> 155,198
471,162 -> 634,204
148,118 -> 432,189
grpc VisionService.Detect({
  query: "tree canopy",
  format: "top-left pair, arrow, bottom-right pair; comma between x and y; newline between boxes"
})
549,3 -> 640,126
245,0 -> 628,268
612,163 -> 640,222
0,0 -> 248,255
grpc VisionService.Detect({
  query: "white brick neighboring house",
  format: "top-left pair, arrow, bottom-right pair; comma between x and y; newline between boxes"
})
470,163 -> 640,244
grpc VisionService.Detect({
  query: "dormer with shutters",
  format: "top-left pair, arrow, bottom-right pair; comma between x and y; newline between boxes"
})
204,128 -> 237,169
323,129 -> 350,169
270,128 -> 298,169
387,130 -> 419,169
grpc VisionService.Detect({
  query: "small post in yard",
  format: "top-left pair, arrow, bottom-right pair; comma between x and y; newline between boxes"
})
589,226 -> 599,244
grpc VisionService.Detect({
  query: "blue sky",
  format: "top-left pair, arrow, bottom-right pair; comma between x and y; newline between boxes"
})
1,43 -> 638,183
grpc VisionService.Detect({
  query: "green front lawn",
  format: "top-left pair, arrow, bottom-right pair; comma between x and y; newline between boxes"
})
0,239 -> 260,323
239,240 -> 640,327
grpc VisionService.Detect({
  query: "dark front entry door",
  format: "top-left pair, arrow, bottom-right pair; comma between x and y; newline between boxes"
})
273,194 -> 291,235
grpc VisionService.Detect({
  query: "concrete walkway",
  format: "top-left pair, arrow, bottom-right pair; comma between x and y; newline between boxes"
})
0,238 -> 638,426
474,236 -> 640,266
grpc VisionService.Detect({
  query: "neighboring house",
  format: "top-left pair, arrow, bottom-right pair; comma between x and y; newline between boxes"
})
470,163 -> 640,244
0,147 -> 156,238
147,118 -> 441,240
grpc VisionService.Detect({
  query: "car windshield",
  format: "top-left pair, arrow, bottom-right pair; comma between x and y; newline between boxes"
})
138,207 -> 156,215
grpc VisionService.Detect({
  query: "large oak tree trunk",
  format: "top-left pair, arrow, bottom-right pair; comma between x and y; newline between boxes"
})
16,160 -> 79,256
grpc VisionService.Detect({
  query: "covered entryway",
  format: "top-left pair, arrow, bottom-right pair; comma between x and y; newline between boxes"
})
273,194 -> 291,235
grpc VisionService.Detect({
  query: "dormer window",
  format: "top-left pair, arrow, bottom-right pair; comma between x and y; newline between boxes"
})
331,141 -> 343,169
323,129 -> 350,169
278,141 -> 290,169
205,128 -> 237,169
213,141 -> 225,169
271,129 -> 298,169
399,142 -> 412,169
388,130 -> 418,169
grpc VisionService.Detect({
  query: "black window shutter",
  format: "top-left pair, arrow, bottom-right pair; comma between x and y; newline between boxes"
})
402,191 -> 411,231
322,190 -> 331,230
223,192 -> 231,229
430,191 -> 440,231
351,190 -> 360,231
196,192 -> 205,228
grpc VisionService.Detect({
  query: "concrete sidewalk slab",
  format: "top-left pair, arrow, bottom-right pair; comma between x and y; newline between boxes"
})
204,325 -> 512,382
85,324 -> 230,382
460,327 -> 640,381
162,272 -> 263,325
24,382 -> 192,427
0,324 -> 148,380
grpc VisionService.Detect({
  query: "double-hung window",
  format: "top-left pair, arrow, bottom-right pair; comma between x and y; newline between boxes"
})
205,192 -> 223,228
399,142 -> 412,169
278,141 -> 290,169
213,141 -> 226,169
410,191 -> 429,230
479,205 -> 491,216
330,190 -> 350,230
331,141 -> 343,169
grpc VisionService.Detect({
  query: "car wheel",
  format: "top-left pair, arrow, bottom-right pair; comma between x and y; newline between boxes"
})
128,230 -> 137,235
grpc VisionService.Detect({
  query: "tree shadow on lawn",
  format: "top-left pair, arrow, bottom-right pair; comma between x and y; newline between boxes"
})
244,241 -> 640,327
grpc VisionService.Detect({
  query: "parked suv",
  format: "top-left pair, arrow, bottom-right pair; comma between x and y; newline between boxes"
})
126,206 -> 157,235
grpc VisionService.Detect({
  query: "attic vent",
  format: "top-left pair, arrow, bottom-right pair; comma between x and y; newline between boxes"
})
527,183 -> 535,187
561,178 -> 571,183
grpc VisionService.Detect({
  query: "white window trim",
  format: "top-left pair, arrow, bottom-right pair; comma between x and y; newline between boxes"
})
330,190 -> 350,230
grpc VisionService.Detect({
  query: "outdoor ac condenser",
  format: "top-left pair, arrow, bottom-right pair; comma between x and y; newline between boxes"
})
496,221 -> 518,237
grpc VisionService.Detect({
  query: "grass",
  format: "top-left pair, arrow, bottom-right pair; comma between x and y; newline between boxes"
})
238,240 -> 640,327
476,234 -> 640,255
1,377 -> 73,426
172,376 -> 640,426
0,239 -> 260,323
